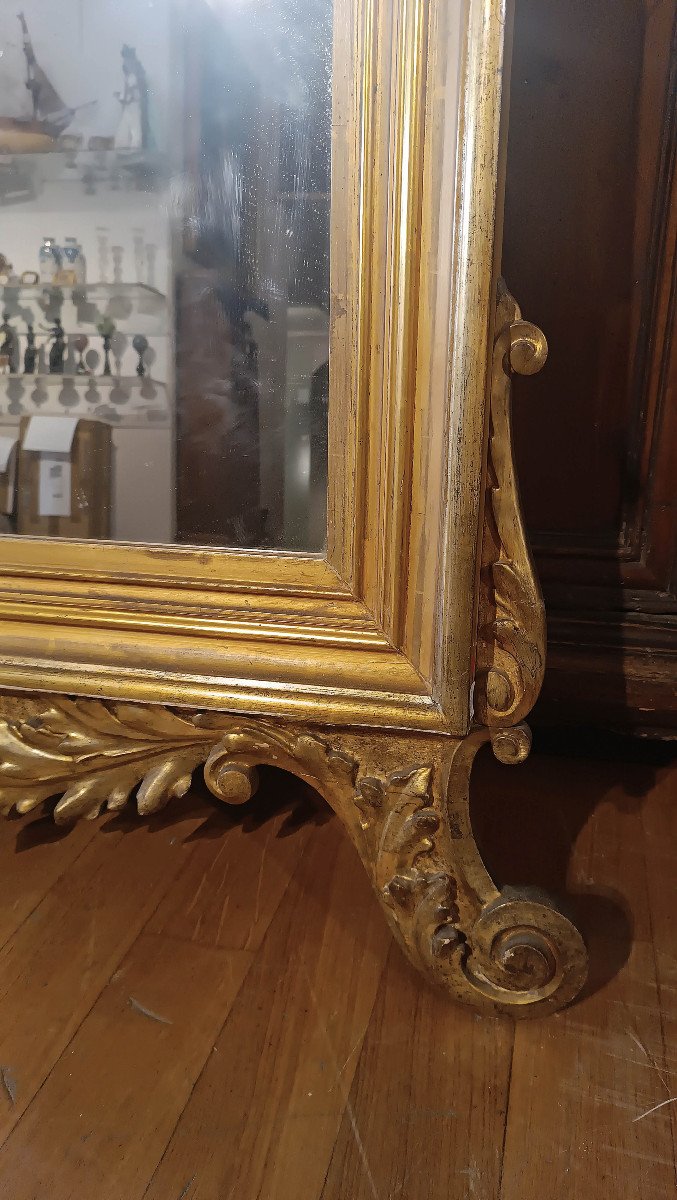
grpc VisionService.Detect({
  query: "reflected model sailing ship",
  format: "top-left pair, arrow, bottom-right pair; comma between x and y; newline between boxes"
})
0,13 -> 93,153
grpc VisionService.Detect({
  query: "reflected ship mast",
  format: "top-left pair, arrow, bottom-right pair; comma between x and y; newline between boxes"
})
0,13 -> 86,151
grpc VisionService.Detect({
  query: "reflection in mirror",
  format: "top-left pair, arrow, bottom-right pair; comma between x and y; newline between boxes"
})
0,0 -> 331,550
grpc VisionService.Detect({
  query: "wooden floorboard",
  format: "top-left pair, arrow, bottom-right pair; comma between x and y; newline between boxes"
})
499,754 -> 676,1200
320,946 -> 514,1200
0,934 -> 252,1200
145,771 -> 320,954
0,812 -> 99,952
143,814 -> 391,1200
639,763 -> 677,1183
0,802 -> 211,1147
0,739 -> 673,1199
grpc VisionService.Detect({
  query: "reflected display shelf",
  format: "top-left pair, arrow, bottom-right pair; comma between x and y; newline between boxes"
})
0,150 -> 168,198
3,282 -> 164,298
0,376 -> 169,428
0,374 -> 165,386
1,283 -> 165,302
0,148 -> 167,169
0,283 -> 167,337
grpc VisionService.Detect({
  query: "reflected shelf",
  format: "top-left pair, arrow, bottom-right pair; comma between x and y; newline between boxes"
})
0,375 -> 170,429
0,283 -> 167,337
0,148 -> 167,164
0,149 -> 169,199
0,374 -> 165,386
1,282 -> 165,304
2,282 -> 165,298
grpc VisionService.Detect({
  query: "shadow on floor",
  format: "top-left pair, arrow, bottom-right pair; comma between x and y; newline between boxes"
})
471,727 -> 676,1003
10,764 -> 332,855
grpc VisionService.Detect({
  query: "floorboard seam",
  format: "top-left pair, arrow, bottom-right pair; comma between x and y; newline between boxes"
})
640,798 -> 677,1194
139,823 -> 317,1200
317,943 -> 394,1200
0,831 -> 200,1155
0,821 -> 101,954
496,1021 -> 515,1200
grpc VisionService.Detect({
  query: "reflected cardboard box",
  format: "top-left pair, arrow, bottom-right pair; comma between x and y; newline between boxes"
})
17,416 -> 111,539
0,434 -> 18,532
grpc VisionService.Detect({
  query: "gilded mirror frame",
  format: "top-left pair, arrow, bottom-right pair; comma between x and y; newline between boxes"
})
0,0 -> 591,1017
0,0 -> 498,732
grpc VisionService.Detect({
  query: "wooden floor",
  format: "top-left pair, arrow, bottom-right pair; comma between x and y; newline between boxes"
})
0,734 -> 675,1199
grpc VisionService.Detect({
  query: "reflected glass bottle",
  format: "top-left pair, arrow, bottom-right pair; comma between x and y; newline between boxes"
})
63,238 -> 87,284
38,237 -> 61,285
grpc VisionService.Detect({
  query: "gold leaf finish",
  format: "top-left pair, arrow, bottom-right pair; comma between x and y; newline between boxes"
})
0,695 -> 587,1017
475,281 -> 549,731
490,721 -> 533,765
0,4 -> 588,1019
0,1 -> 511,740
0,700 -> 220,824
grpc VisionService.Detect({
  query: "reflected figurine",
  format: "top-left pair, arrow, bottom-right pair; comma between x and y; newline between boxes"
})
0,313 -> 18,373
74,334 -> 89,375
97,317 -> 115,376
132,334 -> 148,377
114,46 -> 149,151
23,324 -> 37,374
45,317 -> 65,374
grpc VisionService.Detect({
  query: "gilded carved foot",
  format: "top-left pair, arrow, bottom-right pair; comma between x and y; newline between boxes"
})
349,723 -> 587,1017
0,698 -> 587,1017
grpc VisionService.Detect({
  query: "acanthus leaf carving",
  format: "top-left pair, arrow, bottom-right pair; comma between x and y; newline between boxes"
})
0,701 -> 365,826
474,280 -> 548,732
0,699 -> 220,824
0,696 -> 462,972
355,764 -> 463,970
0,694 -> 587,1016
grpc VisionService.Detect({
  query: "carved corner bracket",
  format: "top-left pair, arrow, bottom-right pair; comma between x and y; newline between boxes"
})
0,697 -> 587,1017
475,279 -> 548,730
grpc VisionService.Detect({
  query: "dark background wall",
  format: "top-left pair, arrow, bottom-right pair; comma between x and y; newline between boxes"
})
503,0 -> 677,735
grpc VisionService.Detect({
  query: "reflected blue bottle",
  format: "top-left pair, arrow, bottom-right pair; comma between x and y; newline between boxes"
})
39,237 -> 61,284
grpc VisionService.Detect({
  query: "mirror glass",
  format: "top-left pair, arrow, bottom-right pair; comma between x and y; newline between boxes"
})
0,0 -> 331,550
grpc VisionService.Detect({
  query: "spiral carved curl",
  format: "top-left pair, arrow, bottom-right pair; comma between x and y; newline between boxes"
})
462,888 -> 588,1012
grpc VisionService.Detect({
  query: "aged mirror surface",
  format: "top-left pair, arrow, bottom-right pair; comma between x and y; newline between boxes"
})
0,0 -> 331,551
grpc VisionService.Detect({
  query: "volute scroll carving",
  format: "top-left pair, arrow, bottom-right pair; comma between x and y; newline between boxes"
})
474,280 -> 548,732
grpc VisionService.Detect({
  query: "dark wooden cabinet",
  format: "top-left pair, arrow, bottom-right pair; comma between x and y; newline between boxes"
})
503,0 -> 677,734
